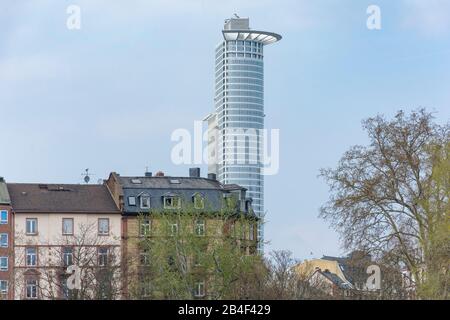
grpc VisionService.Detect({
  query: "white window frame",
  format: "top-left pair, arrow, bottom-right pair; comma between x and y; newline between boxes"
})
193,194 -> 205,209
140,217 -> 151,236
170,223 -> 178,236
194,281 -> 206,298
164,196 -> 181,209
0,257 -> 8,271
195,219 -> 205,236
140,195 -> 151,209
0,233 -> 8,248
63,247 -> 73,267
0,210 -> 7,224
98,247 -> 109,267
128,196 -> 136,206
26,279 -> 38,299
0,280 -> 8,295
62,218 -> 74,235
26,247 -> 37,267
26,218 -> 38,235
140,250 -> 150,266
98,218 -> 110,236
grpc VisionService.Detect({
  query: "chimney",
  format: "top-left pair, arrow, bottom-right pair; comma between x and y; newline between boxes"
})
189,168 -> 200,178
0,177 -> 4,183
208,173 -> 217,181
145,172 -> 152,177
155,171 -> 165,177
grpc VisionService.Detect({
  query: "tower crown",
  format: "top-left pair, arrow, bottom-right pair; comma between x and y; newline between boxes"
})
222,17 -> 282,46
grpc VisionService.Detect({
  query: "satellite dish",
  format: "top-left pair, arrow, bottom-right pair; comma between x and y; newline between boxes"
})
81,168 -> 94,184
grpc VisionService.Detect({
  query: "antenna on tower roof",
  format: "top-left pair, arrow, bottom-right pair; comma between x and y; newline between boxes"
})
234,13 -> 240,18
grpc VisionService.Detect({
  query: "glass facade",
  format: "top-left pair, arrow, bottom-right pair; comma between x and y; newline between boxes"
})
212,23 -> 281,251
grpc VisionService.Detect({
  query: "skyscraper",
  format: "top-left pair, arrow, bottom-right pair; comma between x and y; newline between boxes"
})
205,17 -> 281,251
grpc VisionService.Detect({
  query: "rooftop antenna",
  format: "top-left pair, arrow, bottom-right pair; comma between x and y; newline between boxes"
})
81,168 -> 95,184
234,13 -> 240,18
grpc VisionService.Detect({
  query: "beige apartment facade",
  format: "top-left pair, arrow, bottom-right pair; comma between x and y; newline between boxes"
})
7,183 -> 122,300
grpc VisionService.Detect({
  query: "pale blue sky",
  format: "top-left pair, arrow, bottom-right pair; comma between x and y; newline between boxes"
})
1,0 -> 449,260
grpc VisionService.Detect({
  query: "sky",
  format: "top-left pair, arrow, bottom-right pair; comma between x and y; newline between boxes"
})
1,0 -> 449,260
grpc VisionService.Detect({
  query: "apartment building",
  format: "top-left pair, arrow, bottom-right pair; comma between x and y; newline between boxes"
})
7,183 -> 121,300
105,168 -> 258,299
0,178 -> 13,299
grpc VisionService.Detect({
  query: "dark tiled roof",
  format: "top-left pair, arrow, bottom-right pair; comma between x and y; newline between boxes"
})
321,254 -> 371,286
222,184 -> 246,191
320,271 -> 352,289
7,183 -> 120,213
118,176 -> 224,190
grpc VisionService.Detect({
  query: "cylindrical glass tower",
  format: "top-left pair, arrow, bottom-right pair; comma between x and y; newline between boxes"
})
209,17 -> 281,252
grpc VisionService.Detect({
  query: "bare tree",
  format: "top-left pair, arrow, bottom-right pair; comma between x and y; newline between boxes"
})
14,223 -> 121,300
319,109 -> 449,299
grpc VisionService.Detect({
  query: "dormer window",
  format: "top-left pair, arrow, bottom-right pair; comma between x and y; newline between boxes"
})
128,196 -> 136,206
140,194 -> 151,209
193,193 -> 205,209
164,195 -> 181,209
224,194 -> 238,209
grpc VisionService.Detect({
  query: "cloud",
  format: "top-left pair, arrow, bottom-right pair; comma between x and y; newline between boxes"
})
401,0 -> 450,36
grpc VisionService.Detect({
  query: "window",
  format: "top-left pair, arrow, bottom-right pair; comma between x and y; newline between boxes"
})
140,249 -> 150,266
0,280 -> 7,295
128,196 -> 136,206
98,218 -> 109,235
140,217 -> 151,236
193,281 -> 205,298
63,247 -> 73,267
193,252 -> 201,267
0,233 -> 8,248
164,196 -> 181,209
140,195 -> 150,209
62,218 -> 74,235
170,223 -> 178,236
0,210 -> 7,224
249,224 -> 254,241
141,282 -> 152,298
193,194 -> 204,209
139,274 -> 152,298
60,276 -> 74,300
26,247 -> 37,267
26,218 -> 38,235
195,219 -> 205,236
0,257 -> 7,271
98,247 -> 109,266
26,279 -> 38,299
